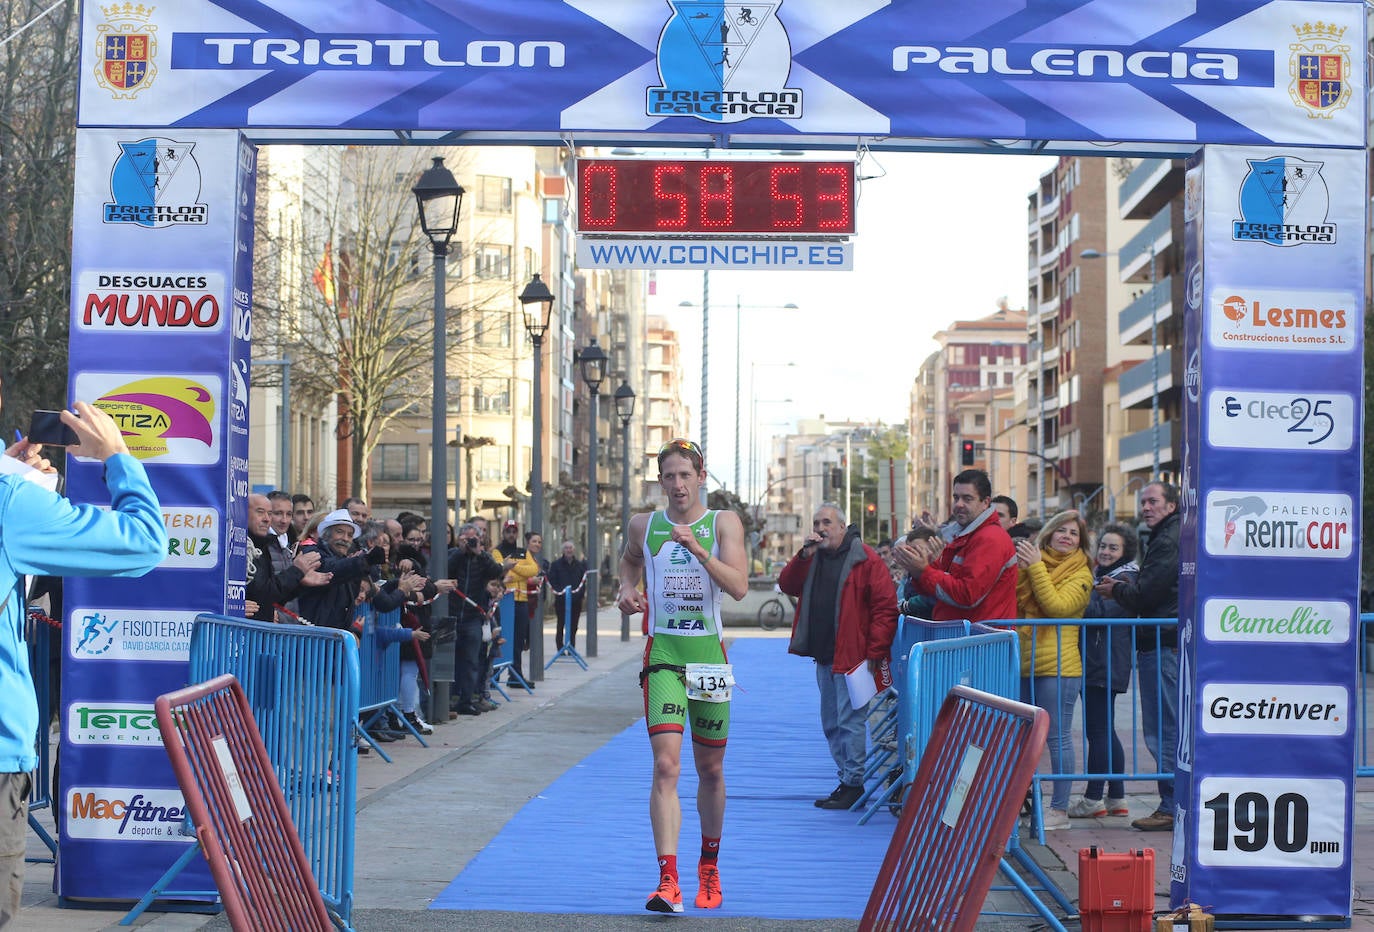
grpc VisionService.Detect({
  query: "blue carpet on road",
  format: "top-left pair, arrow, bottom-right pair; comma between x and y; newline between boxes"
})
431,637 -> 896,919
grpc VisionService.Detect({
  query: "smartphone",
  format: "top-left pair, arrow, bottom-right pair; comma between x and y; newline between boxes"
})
28,410 -> 79,447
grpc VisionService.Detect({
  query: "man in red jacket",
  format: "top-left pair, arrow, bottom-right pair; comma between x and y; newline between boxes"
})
894,469 -> 1017,625
779,502 -> 897,810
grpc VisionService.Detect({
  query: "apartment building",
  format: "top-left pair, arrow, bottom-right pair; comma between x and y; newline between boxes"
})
1024,156 -> 1152,519
1107,158 -> 1185,491
909,302 -> 1026,518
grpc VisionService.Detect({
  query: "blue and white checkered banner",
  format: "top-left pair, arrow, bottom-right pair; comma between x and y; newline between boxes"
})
78,1 -> 1365,149
1174,145 -> 1364,918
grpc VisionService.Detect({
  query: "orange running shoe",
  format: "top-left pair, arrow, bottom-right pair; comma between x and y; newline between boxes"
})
645,876 -> 683,914
695,862 -> 722,909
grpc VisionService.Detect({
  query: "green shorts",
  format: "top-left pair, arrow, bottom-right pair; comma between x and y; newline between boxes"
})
642,636 -> 730,747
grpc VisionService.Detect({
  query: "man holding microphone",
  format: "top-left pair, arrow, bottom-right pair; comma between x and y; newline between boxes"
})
778,502 -> 897,811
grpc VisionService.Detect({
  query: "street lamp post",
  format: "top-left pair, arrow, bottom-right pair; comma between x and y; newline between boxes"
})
614,381 -> 636,642
412,155 -> 464,613
519,274 -> 555,679
412,155 -> 464,723
579,338 -> 609,658
519,274 -> 555,534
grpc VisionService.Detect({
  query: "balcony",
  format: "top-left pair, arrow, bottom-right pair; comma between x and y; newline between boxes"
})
1039,191 -> 1060,219
1039,241 -> 1062,268
1039,293 -> 1061,319
1118,420 -> 1175,475
1118,276 -> 1173,345
1120,208 -> 1170,283
1119,348 -> 1174,410
1118,159 -> 1182,221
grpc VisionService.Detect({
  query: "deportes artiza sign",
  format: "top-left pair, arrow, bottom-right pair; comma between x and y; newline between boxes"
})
65,1 -> 1365,926
78,1 -> 1364,148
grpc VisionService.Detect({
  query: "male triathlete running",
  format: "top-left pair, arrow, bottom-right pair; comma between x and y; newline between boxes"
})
617,439 -> 748,914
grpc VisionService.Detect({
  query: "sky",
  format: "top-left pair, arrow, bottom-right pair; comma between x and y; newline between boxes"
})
643,150 -> 1058,497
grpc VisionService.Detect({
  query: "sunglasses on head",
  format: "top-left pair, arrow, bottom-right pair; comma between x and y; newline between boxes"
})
658,439 -> 702,460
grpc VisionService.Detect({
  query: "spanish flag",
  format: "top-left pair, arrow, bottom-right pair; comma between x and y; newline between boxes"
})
312,242 -> 336,306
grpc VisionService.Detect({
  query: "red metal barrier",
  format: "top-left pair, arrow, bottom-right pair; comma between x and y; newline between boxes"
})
860,685 -> 1049,932
156,674 -> 332,932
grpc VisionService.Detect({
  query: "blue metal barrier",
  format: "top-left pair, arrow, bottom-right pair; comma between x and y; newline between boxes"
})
25,609 -> 56,861
1357,613 -> 1374,778
856,617 -> 985,818
353,605 -> 427,761
1008,616 -> 1179,841
856,619 -> 1018,825
545,584 -> 588,671
174,613 -> 361,929
489,594 -> 530,696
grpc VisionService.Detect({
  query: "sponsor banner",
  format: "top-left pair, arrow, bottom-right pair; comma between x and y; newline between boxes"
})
1206,390 -> 1353,452
161,506 -> 221,569
62,128 -> 250,900
1202,489 -> 1352,559
65,787 -> 192,843
576,238 -> 852,270
1176,144 -> 1363,916
66,702 -> 163,748
67,608 -> 196,663
75,270 -> 226,334
1201,683 -> 1348,736
72,371 -> 222,465
1207,287 -> 1356,352
1202,597 -> 1350,645
1196,776 -> 1346,870
75,2 -> 1366,149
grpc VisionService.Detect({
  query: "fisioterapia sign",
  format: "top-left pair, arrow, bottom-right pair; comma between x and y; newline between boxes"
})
78,1 -> 1365,149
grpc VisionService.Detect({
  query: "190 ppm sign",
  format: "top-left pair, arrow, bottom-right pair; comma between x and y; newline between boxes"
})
1197,776 -> 1345,869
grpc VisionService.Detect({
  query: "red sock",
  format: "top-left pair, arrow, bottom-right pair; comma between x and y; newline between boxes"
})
700,836 -> 720,863
657,854 -> 678,882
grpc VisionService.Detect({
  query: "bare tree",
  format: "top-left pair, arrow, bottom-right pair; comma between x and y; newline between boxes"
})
0,1 -> 78,420
251,145 -> 512,498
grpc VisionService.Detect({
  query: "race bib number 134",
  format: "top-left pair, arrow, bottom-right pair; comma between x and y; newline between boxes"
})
685,663 -> 734,703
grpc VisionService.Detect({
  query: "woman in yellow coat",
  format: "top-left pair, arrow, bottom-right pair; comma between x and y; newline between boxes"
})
1015,510 -> 1093,830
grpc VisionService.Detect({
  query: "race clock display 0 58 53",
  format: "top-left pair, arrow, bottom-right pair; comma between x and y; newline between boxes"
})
576,159 -> 856,236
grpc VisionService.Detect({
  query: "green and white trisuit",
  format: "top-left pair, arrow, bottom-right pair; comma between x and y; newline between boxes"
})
640,509 -> 730,746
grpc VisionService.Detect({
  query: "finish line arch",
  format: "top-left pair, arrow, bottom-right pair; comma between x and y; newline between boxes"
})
64,1 -> 1366,923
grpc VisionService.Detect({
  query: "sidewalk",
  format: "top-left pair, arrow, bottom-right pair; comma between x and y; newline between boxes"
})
16,623 -> 1374,930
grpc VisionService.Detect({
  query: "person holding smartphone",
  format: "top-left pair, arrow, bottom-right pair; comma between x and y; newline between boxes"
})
0,395 -> 166,928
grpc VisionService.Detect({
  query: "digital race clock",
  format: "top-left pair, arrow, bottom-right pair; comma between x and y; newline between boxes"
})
576,158 -> 856,236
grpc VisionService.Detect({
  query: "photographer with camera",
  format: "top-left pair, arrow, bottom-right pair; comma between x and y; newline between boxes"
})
446,523 -> 513,717
296,509 -> 391,631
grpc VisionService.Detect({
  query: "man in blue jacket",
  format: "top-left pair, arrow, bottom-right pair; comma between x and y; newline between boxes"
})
0,397 -> 166,927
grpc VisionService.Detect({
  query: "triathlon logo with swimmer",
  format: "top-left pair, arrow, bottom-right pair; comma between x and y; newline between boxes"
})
647,2 -> 801,123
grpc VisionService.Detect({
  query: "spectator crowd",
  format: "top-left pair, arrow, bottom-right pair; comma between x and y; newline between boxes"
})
241,490 -> 591,742
780,468 -> 1181,835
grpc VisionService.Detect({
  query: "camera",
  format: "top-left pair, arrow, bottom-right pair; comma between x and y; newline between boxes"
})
464,537 -> 478,549
28,410 -> 79,447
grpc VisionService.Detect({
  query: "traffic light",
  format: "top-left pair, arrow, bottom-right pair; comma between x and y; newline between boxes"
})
960,439 -> 976,467
865,502 -> 877,517
830,466 -> 843,490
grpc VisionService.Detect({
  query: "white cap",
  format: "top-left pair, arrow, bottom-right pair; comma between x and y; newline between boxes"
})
317,508 -> 360,539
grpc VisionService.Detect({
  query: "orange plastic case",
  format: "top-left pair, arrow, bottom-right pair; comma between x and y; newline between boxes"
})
1079,847 -> 1155,932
